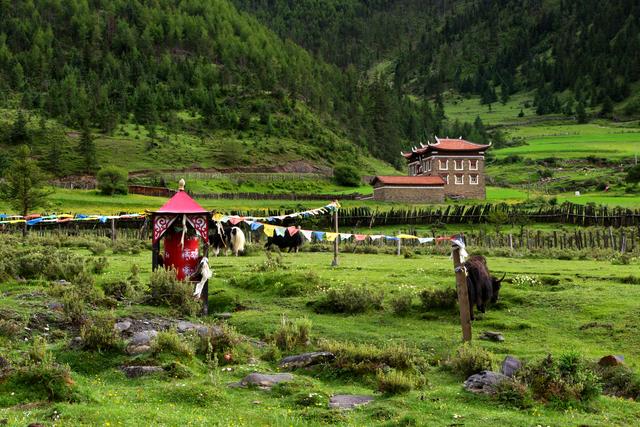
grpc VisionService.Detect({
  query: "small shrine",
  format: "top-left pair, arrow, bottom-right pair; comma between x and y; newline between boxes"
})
151,179 -> 212,314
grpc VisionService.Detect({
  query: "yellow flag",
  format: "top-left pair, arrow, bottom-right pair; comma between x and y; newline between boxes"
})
213,213 -> 223,222
326,232 -> 338,242
397,234 -> 419,240
263,224 -> 275,237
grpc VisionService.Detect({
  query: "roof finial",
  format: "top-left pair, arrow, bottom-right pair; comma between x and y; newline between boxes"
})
178,179 -> 186,191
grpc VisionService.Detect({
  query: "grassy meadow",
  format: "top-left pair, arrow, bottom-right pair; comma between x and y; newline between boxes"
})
1,236 -> 640,426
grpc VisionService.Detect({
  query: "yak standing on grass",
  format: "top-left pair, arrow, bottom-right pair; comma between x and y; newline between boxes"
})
210,225 -> 246,256
464,255 -> 504,320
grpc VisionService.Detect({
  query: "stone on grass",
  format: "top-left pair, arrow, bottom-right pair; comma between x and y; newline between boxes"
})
329,395 -> 374,410
114,320 -> 132,333
47,302 -> 63,311
463,371 -> 508,395
279,352 -> 335,370
229,373 -> 294,389
121,366 -> 163,378
500,356 -> 522,378
598,355 -> 624,367
128,330 -> 157,346
127,345 -> 151,355
68,336 -> 83,350
479,331 -> 504,342
214,312 -> 232,320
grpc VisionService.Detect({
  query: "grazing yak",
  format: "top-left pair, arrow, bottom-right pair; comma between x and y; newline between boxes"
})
265,227 -> 304,252
210,225 -> 246,256
464,255 -> 504,320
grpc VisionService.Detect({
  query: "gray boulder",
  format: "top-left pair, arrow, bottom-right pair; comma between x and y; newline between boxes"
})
479,331 -> 505,342
329,395 -> 374,410
114,320 -> 132,333
463,371 -> 509,394
279,352 -> 335,370
128,330 -> 157,347
500,356 -> 522,377
121,366 -> 163,378
127,345 -> 151,355
230,372 -> 294,389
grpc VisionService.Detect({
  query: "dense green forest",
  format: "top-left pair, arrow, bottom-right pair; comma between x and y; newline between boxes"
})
234,0 -> 640,115
0,0 -> 459,170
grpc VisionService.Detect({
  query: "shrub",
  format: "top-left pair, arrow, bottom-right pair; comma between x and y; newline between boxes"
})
163,361 -> 193,379
391,294 -> 413,316
619,275 -> 640,285
523,353 -> 601,407
294,391 -> 329,408
80,313 -> 120,352
313,285 -> 384,314
72,270 -> 103,303
447,343 -> 494,378
376,369 -> 424,395
333,164 -> 361,187
273,316 -> 312,352
102,265 -> 143,301
148,268 -> 200,316
92,256 -> 109,274
62,290 -> 86,325
0,319 -> 22,338
152,330 -> 194,359
198,323 -> 243,363
317,339 -> 425,376
540,276 -> 560,286
87,242 -> 107,255
596,364 -> 640,400
97,166 -> 129,195
231,271 -> 320,297
419,288 -> 457,311
495,378 -> 534,408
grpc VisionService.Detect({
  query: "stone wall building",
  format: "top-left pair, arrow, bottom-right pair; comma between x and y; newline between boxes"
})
371,176 -> 445,203
372,137 -> 489,202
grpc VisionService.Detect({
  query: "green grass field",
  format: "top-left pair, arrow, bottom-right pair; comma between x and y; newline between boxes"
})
1,237 -> 640,426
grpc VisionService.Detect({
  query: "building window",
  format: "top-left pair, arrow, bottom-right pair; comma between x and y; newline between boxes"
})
439,159 -> 448,170
427,160 -> 432,171
455,174 -> 464,185
454,159 -> 464,170
469,159 -> 478,170
469,174 -> 479,185
440,174 -> 449,185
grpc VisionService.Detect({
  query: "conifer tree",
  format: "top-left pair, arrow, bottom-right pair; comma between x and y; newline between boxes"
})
78,123 -> 99,173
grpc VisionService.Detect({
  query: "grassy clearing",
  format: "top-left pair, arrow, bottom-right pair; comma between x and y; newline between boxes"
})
1,237 -> 640,425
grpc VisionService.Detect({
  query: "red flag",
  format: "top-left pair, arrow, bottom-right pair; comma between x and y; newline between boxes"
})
287,226 -> 299,236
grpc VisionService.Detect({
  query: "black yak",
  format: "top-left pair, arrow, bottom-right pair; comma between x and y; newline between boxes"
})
463,255 -> 505,320
265,227 -> 304,252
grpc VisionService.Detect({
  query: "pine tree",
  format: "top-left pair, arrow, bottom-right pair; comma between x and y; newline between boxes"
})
576,101 -> 588,123
9,110 -> 30,145
78,123 -> 98,173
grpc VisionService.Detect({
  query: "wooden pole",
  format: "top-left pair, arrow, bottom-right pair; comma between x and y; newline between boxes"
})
452,238 -> 472,342
111,218 -> 117,242
202,243 -> 209,316
396,234 -> 402,256
151,240 -> 160,271
331,204 -> 339,267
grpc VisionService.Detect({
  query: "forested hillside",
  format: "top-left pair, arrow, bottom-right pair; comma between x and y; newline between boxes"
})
235,0 -> 640,116
0,0 -> 455,171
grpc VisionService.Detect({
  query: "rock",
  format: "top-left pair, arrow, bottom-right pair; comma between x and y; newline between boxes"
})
128,330 -> 157,347
127,345 -> 151,355
463,371 -> 509,395
213,312 -> 232,320
176,321 -> 198,333
479,331 -> 505,342
68,336 -> 83,350
329,395 -> 374,410
55,280 -> 70,286
229,373 -> 294,389
500,356 -> 522,378
598,355 -> 625,367
114,320 -> 132,333
278,352 -> 335,370
121,366 -> 163,378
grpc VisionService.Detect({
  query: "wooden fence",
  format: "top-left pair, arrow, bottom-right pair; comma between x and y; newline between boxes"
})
127,185 -> 361,201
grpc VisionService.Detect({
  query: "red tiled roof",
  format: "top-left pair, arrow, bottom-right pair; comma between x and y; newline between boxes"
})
401,137 -> 490,158
371,176 -> 445,186
155,190 -> 208,214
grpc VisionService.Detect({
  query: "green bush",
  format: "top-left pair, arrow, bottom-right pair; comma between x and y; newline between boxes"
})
102,265 -> 143,301
333,164 -> 361,187
317,339 -> 425,376
596,364 -> 640,400
419,288 -> 457,311
391,294 -> 413,316
230,271 -> 320,297
198,323 -> 242,362
273,316 -> 312,351
294,391 -> 329,408
97,166 -> 129,195
163,361 -> 193,379
62,289 -> 86,325
0,319 -> 22,338
313,285 -> 384,314
152,330 -> 194,359
495,378 -> 534,409
148,268 -> 200,316
447,343 -> 494,378
80,313 -> 120,352
523,353 -> 601,407
376,369 -> 424,395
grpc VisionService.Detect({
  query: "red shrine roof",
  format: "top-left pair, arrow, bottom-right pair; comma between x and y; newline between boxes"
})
401,137 -> 491,158
155,189 -> 208,214
371,176 -> 445,186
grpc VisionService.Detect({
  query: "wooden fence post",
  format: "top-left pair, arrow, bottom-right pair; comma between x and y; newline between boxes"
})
452,237 -> 472,342
331,204 -> 339,267
111,218 -> 117,242
396,234 -> 402,256
202,244 -> 209,316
